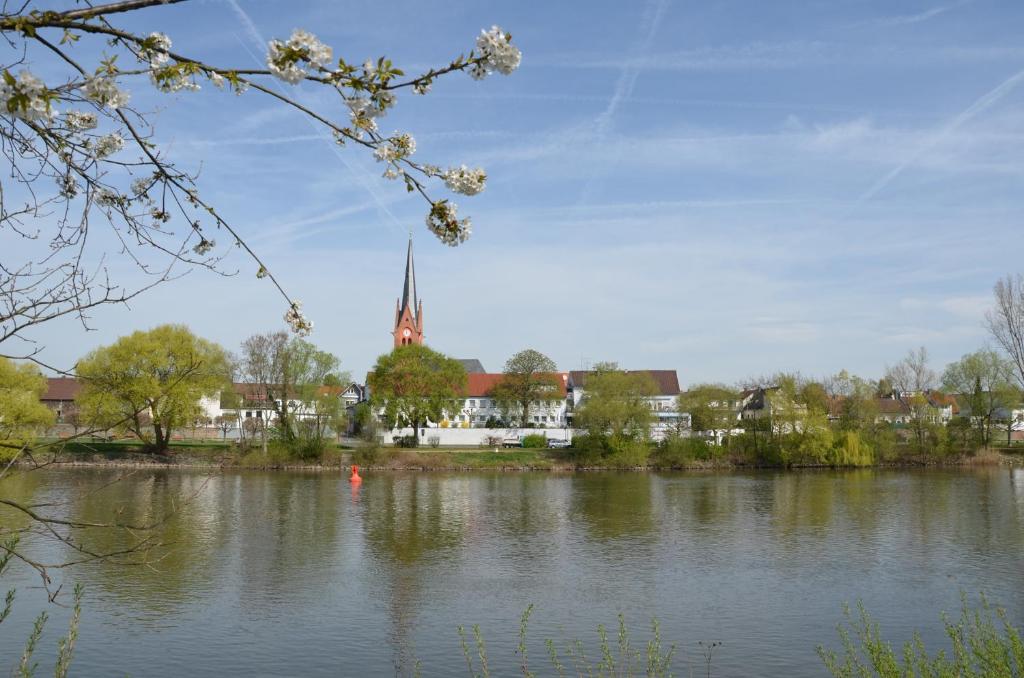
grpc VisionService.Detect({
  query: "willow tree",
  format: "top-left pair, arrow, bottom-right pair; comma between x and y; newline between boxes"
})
0,1 -> 522,359
76,324 -> 229,451
368,344 -> 466,445
0,356 -> 54,459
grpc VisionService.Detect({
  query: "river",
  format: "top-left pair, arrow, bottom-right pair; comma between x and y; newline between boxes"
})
1,468 -> 1023,676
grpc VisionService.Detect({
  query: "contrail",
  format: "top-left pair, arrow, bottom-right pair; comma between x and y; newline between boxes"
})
858,66 -> 1024,203
224,0 -> 408,237
579,0 -> 670,204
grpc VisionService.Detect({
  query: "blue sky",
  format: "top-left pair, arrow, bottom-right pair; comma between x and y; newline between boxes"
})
15,0 -> 1024,386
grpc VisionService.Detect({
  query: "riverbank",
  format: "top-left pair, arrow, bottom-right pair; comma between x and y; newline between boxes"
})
18,440 -> 1024,472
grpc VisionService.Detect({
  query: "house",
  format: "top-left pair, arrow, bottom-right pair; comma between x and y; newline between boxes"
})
41,377 -> 81,423
455,372 -> 569,428
566,369 -> 684,437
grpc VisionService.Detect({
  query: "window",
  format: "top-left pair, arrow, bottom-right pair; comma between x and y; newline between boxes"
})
469,399 -> 476,408
245,411 -> 253,418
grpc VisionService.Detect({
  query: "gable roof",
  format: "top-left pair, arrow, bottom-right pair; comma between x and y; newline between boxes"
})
568,370 -> 680,396
43,377 -> 81,401
463,373 -> 568,398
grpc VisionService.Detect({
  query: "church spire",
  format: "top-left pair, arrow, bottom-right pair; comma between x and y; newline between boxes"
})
393,237 -> 424,348
400,235 -> 417,320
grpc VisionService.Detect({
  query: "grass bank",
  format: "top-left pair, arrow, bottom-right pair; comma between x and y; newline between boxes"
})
21,438 -> 1024,472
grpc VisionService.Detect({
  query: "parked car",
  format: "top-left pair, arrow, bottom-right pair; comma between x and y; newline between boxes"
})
502,436 -> 521,448
546,438 -> 571,449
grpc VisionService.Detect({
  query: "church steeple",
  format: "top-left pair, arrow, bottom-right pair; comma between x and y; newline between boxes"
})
393,237 -> 424,348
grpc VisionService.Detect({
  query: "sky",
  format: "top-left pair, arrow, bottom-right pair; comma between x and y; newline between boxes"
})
7,0 -> 1024,386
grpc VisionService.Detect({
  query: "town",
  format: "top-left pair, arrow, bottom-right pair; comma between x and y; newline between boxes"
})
26,240 -> 1024,464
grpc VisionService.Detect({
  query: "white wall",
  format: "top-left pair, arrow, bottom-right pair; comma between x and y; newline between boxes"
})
379,427 -> 578,447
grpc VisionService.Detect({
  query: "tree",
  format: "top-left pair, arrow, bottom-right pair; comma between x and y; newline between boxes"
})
238,331 -> 345,451
885,346 -> 938,451
987,274 -> 1024,390
0,356 -> 54,459
76,325 -> 229,452
491,349 -> 561,427
368,344 -> 466,445
575,363 -> 657,443
941,349 -> 1018,447
0,2 -> 522,358
678,384 -> 738,441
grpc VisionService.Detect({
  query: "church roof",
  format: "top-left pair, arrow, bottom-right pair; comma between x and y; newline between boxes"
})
456,358 -> 486,373
399,237 -> 418,319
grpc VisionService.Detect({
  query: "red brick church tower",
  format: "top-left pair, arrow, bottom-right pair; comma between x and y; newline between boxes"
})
393,237 -> 424,347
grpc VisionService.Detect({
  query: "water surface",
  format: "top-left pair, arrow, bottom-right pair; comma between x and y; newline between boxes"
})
2,468 -> 1022,676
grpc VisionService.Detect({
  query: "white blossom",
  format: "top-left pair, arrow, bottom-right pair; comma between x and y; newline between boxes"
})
83,76 -> 130,109
150,206 -> 170,222
0,70 -> 54,122
413,81 -> 431,95
64,111 -> 97,131
94,132 -> 124,159
56,174 -> 78,199
373,132 -> 416,163
209,71 -> 225,89
471,26 -> 521,79
267,29 -> 332,85
256,265 -> 268,279
95,189 -> 121,207
443,165 -> 487,196
193,238 -> 215,256
382,167 -> 399,180
426,201 -> 472,246
139,32 -> 172,67
150,66 -> 201,93
131,177 -> 150,196
284,300 -> 313,336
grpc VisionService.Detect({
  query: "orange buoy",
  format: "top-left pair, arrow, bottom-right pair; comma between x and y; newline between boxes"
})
349,465 -> 362,484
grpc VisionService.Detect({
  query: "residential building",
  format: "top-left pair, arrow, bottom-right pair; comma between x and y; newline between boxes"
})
42,377 -> 80,423
566,369 -> 684,437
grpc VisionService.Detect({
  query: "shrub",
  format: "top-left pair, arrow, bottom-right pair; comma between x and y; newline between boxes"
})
394,434 -> 419,448
351,445 -> 380,465
521,434 -> 547,448
481,435 -> 503,448
427,435 -> 441,448
651,435 -> 713,467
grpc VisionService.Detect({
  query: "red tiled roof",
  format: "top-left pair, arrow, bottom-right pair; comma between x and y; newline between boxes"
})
43,377 -> 81,401
569,370 -> 680,396
875,397 -> 910,415
463,373 -> 568,397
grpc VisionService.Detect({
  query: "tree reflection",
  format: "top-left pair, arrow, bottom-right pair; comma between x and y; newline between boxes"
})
569,473 -> 655,541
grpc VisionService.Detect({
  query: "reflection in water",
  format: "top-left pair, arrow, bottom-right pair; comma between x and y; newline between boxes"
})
0,468 -> 1022,678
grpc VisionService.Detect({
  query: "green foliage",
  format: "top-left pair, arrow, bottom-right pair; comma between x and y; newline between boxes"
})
678,384 -> 738,436
819,594 -> 1024,678
1,537 -> 83,678
351,445 -> 381,465
461,608 -> 677,678
394,434 -> 419,448
491,349 -> 561,427
76,324 -> 229,452
942,349 -> 1019,447
576,363 -> 657,442
0,358 -> 54,460
651,435 -> 715,467
368,344 -> 467,443
521,434 -> 547,448
830,432 -> 874,467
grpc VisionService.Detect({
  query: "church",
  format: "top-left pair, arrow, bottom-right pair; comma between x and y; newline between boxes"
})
360,239 -> 683,437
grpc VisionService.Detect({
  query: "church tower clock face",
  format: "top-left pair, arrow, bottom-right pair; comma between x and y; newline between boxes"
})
402,328 -> 411,338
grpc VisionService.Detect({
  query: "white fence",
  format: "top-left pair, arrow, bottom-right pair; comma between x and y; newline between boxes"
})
379,427 -> 578,447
